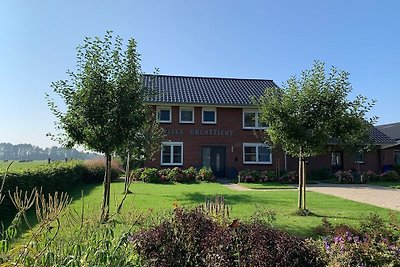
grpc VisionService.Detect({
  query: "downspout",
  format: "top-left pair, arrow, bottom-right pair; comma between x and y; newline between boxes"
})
284,152 -> 287,171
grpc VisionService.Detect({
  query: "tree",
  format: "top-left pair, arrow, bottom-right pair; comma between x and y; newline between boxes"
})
258,61 -> 376,211
118,108 -> 165,193
46,31 -> 148,220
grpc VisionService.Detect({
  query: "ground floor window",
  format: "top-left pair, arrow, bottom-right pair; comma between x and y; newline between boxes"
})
161,142 -> 183,166
243,143 -> 272,164
394,150 -> 400,164
355,151 -> 365,164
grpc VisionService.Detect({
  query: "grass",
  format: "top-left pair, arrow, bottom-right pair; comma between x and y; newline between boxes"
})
61,181 -> 399,237
368,181 -> 400,189
239,182 -> 296,190
0,160 -> 49,172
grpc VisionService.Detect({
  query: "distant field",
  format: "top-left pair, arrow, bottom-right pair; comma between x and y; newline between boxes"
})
0,160 -> 51,172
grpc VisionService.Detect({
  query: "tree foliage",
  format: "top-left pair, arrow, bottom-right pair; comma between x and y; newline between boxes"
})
258,61 -> 377,210
46,31 -> 149,220
259,61 -> 376,158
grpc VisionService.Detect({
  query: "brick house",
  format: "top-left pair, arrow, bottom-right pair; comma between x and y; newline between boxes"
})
143,74 -> 398,177
377,123 -> 400,166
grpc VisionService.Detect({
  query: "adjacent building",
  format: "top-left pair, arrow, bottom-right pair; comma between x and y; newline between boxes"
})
143,74 -> 398,177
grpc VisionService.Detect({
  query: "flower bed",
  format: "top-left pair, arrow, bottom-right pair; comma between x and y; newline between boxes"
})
130,166 -> 215,183
238,169 -> 297,183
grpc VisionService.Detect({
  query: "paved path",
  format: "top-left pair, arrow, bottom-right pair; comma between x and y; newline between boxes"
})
219,179 -> 400,211
308,183 -> 400,211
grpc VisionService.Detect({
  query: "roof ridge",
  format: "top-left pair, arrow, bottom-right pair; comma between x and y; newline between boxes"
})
376,122 -> 400,127
143,73 -> 274,82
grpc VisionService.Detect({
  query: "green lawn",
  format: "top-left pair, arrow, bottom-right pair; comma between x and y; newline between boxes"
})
368,181 -> 400,189
239,182 -> 296,190
62,181 -> 399,237
0,160 -> 48,172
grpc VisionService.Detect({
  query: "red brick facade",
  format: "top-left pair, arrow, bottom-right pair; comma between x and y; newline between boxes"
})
144,106 -> 286,177
144,105 -> 399,177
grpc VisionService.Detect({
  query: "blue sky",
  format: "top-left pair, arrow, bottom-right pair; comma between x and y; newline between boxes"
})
0,0 -> 399,148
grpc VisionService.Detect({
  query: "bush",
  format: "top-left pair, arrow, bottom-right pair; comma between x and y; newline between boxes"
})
167,167 -> 185,182
335,170 -> 354,183
278,170 -> 298,183
315,213 -> 400,267
140,168 -> 160,183
197,166 -> 215,182
379,170 -> 400,181
183,167 -> 197,182
130,167 -> 216,184
129,208 -> 325,267
363,170 -> 379,182
0,161 -> 86,216
82,158 -> 123,183
238,169 -> 276,183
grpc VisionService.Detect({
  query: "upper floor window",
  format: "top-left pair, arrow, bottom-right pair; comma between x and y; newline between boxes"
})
243,110 -> 267,129
161,142 -> 183,166
202,108 -> 217,124
243,143 -> 272,164
156,106 -> 171,123
179,107 -> 194,123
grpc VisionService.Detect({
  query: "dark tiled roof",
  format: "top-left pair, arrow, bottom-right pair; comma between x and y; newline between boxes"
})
370,127 -> 396,144
143,74 -> 278,106
376,122 -> 400,141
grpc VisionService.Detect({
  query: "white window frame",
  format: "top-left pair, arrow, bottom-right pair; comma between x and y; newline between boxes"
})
179,107 -> 194,124
242,109 -> 266,129
354,151 -> 365,164
202,107 -> 217,124
161,142 -> 183,166
243,143 -> 272,164
156,106 -> 172,123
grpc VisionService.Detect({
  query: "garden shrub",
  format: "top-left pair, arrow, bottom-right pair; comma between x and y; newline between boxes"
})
130,167 -> 215,183
140,168 -> 160,183
379,170 -> 400,181
0,161 -> 86,216
314,213 -> 400,267
197,166 -> 215,182
167,167 -> 185,182
129,208 -> 325,267
363,170 -> 379,182
278,170 -> 298,183
335,170 -> 354,183
82,158 -> 123,183
238,169 -> 276,183
183,167 -> 197,182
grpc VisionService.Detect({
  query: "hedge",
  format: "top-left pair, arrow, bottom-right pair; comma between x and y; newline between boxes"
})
0,160 -> 122,218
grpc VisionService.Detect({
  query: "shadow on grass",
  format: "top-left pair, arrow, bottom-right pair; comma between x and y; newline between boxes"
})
182,192 -> 271,206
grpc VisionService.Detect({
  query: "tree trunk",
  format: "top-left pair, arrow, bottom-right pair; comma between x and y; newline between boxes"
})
301,158 -> 307,210
298,154 -> 303,209
124,152 -> 130,193
101,153 -> 112,221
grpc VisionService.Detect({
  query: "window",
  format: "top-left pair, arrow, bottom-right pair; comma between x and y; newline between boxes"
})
161,142 -> 183,166
394,150 -> 400,164
179,107 -> 194,123
202,108 -> 217,124
243,143 -> 272,164
156,106 -> 171,123
331,151 -> 342,167
243,110 -> 266,129
355,151 -> 365,164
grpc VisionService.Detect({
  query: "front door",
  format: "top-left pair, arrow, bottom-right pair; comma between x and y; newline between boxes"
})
202,146 -> 226,178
